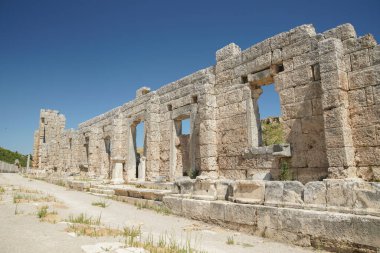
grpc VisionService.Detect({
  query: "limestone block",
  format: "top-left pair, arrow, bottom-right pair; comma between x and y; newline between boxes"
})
324,126 -> 353,148
271,49 -> 282,65
229,180 -> 265,204
282,181 -> 304,207
192,176 -> 217,200
318,38 -> 343,56
215,69 -> 234,84
294,83 -> 321,103
282,39 -> 312,60
352,215 -> 380,248
373,167 -> 380,181
343,34 -> 377,54
199,157 -> 218,171
352,126 -> 377,147
326,147 -> 355,167
247,69 -> 272,85
323,23 -> 357,41
215,179 -> 233,200
304,181 -> 326,209
163,196 -> 182,215
199,144 -> 218,158
293,50 -> 318,69
256,206 -> 279,236
182,199 -> 210,220
354,182 -> 380,212
265,181 -> 284,206
348,88 -> 367,109
289,24 -> 316,43
278,88 -> 295,105
282,100 -> 312,120
216,55 -> 241,74
241,45 -> 261,63
174,177 -> 194,194
216,43 -> 241,62
326,179 -> 357,208
350,49 -> 370,71
291,66 -> 314,86
370,45 -> 380,65
246,52 -> 272,73
356,167 -> 375,181
319,51 -> 345,73
209,201 -> 226,221
344,54 -> 352,72
348,64 -> 380,90
225,202 -> 257,226
320,70 -> 349,91
270,31 -> 290,50
365,86 -> 375,105
355,147 -> 380,166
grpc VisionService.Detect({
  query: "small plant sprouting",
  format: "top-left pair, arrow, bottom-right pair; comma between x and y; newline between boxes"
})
279,160 -> 292,181
37,205 -> 49,218
189,168 -> 200,179
92,200 -> 108,208
67,213 -> 102,226
226,236 -> 235,245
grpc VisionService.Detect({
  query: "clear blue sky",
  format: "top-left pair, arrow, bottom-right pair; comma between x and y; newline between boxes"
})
0,0 -> 379,154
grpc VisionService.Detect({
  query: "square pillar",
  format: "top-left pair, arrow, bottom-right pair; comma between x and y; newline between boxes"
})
319,38 -> 356,178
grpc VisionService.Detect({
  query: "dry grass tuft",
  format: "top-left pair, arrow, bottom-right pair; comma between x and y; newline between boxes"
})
37,205 -> 60,223
66,224 -> 122,237
92,200 -> 108,208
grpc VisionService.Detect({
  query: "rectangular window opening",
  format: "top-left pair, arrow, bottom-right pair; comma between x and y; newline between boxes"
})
256,84 -> 284,146
241,75 -> 248,84
192,95 -> 198,104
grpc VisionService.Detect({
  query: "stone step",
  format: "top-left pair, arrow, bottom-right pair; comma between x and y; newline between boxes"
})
114,187 -> 172,201
127,181 -> 174,191
89,187 -> 115,196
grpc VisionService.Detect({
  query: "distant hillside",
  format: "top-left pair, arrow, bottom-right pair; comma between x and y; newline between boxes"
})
261,117 -> 284,146
0,147 -> 29,167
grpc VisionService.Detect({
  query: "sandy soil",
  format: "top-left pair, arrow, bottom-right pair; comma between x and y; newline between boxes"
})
0,173 -> 323,253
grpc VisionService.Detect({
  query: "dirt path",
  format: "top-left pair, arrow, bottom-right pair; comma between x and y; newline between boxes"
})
0,173 -> 322,253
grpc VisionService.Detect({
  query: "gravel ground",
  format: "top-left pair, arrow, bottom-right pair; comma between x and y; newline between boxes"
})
0,173 -> 323,253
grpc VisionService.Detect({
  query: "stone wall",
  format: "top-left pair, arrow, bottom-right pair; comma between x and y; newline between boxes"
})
165,178 -> 380,251
0,160 -> 19,173
32,23 -> 380,183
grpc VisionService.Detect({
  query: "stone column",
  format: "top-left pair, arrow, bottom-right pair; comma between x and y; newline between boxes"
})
111,114 -> 125,184
126,120 -> 137,181
319,38 -> 356,178
111,157 -> 124,184
197,83 -> 219,178
26,155 -> 30,173
189,103 -> 198,174
169,119 -> 179,181
137,156 -> 146,181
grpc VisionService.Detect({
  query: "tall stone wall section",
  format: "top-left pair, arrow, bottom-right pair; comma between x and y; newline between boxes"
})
32,23 -> 380,183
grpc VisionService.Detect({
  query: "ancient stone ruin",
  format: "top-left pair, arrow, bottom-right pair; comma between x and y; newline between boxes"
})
31,23 -> 380,251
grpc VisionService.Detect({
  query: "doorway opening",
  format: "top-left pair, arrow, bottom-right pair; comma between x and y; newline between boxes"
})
174,116 -> 191,177
133,121 -> 145,179
104,136 -> 111,178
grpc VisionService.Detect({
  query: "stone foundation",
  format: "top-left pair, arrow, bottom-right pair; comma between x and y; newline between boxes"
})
165,178 -> 380,252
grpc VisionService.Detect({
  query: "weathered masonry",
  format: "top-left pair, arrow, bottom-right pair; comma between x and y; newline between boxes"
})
33,23 -> 380,184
